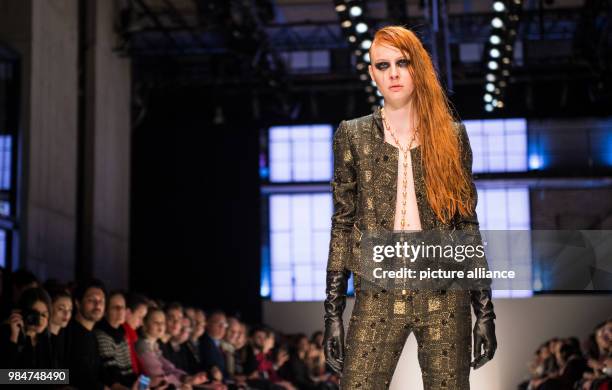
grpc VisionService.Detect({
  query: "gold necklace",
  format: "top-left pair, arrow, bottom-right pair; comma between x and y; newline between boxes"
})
381,107 -> 418,230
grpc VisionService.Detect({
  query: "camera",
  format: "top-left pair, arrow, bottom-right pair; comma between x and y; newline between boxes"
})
22,309 -> 41,327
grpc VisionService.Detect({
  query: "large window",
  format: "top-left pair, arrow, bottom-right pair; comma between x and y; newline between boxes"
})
0,47 -> 19,270
464,118 -> 527,174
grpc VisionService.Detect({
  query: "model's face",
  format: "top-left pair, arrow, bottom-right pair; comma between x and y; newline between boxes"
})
78,287 -> 105,323
145,311 -> 166,340
51,297 -> 72,328
106,294 -> 126,328
368,43 -> 415,106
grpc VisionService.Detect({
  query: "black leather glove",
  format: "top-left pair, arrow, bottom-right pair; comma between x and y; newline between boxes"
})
470,288 -> 497,369
323,269 -> 350,375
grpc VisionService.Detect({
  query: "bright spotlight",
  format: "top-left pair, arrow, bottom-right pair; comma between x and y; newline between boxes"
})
493,1 -> 506,11
356,22 -> 368,33
350,6 -> 362,17
491,17 -> 504,28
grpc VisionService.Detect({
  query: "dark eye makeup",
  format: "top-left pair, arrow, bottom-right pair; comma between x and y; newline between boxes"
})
374,58 -> 411,70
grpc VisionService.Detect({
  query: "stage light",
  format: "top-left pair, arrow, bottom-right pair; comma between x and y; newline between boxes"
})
493,1 -> 506,11
363,52 -> 370,63
359,73 -> 368,80
490,48 -> 501,58
356,62 -> 365,70
348,35 -> 356,43
484,93 -> 493,102
488,60 -> 499,70
361,39 -> 372,49
356,22 -> 368,33
368,95 -> 376,103
491,17 -> 504,28
341,20 -> 352,28
485,104 -> 494,112
371,80 -> 376,87
490,35 -> 501,45
349,6 -> 362,17
335,4 -> 347,12
529,154 -> 543,169
486,73 -> 497,82
486,83 -> 495,92
376,90 -> 382,96
354,49 -> 362,56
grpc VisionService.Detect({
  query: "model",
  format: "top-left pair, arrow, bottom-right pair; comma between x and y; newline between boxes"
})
323,25 -> 497,389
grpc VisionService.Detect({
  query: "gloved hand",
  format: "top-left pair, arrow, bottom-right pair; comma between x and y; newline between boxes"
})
323,269 -> 350,375
471,288 -> 497,369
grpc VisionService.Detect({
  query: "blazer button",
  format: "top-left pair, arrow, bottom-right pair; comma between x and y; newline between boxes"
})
375,157 -> 380,163
381,219 -> 386,225
383,155 -> 389,161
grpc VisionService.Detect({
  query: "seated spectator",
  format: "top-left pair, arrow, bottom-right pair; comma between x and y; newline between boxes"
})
531,339 -> 587,390
251,326 -> 296,390
579,319 -> 612,390
161,304 -> 199,375
279,334 -> 337,390
0,287 -> 57,368
187,309 -> 206,365
136,306 -> 207,389
123,293 -> 148,376
200,311 -> 229,378
65,278 -> 131,390
47,287 -> 73,367
94,291 -> 138,387
220,317 -> 242,376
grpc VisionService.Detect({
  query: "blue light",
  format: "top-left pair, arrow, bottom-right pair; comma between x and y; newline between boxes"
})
259,166 -> 269,179
603,133 -> 612,166
260,245 -> 271,298
528,154 -> 543,170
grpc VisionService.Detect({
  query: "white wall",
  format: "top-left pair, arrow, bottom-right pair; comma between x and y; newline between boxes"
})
264,294 -> 612,390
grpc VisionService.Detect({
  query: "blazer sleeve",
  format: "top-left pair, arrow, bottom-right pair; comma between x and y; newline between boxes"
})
326,120 -> 357,272
454,122 -> 493,291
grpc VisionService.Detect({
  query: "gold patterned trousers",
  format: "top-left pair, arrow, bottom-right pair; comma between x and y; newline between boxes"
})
341,276 -> 473,390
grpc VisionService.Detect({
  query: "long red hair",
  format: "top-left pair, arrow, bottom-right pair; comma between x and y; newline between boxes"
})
369,25 -> 474,223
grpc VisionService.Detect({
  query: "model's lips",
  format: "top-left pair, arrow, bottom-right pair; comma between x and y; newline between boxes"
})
390,85 -> 403,90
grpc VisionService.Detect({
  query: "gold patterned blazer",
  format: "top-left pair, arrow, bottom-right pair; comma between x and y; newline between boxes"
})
326,106 -> 482,277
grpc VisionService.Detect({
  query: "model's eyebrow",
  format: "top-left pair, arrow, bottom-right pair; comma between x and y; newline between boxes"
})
374,57 -> 410,62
